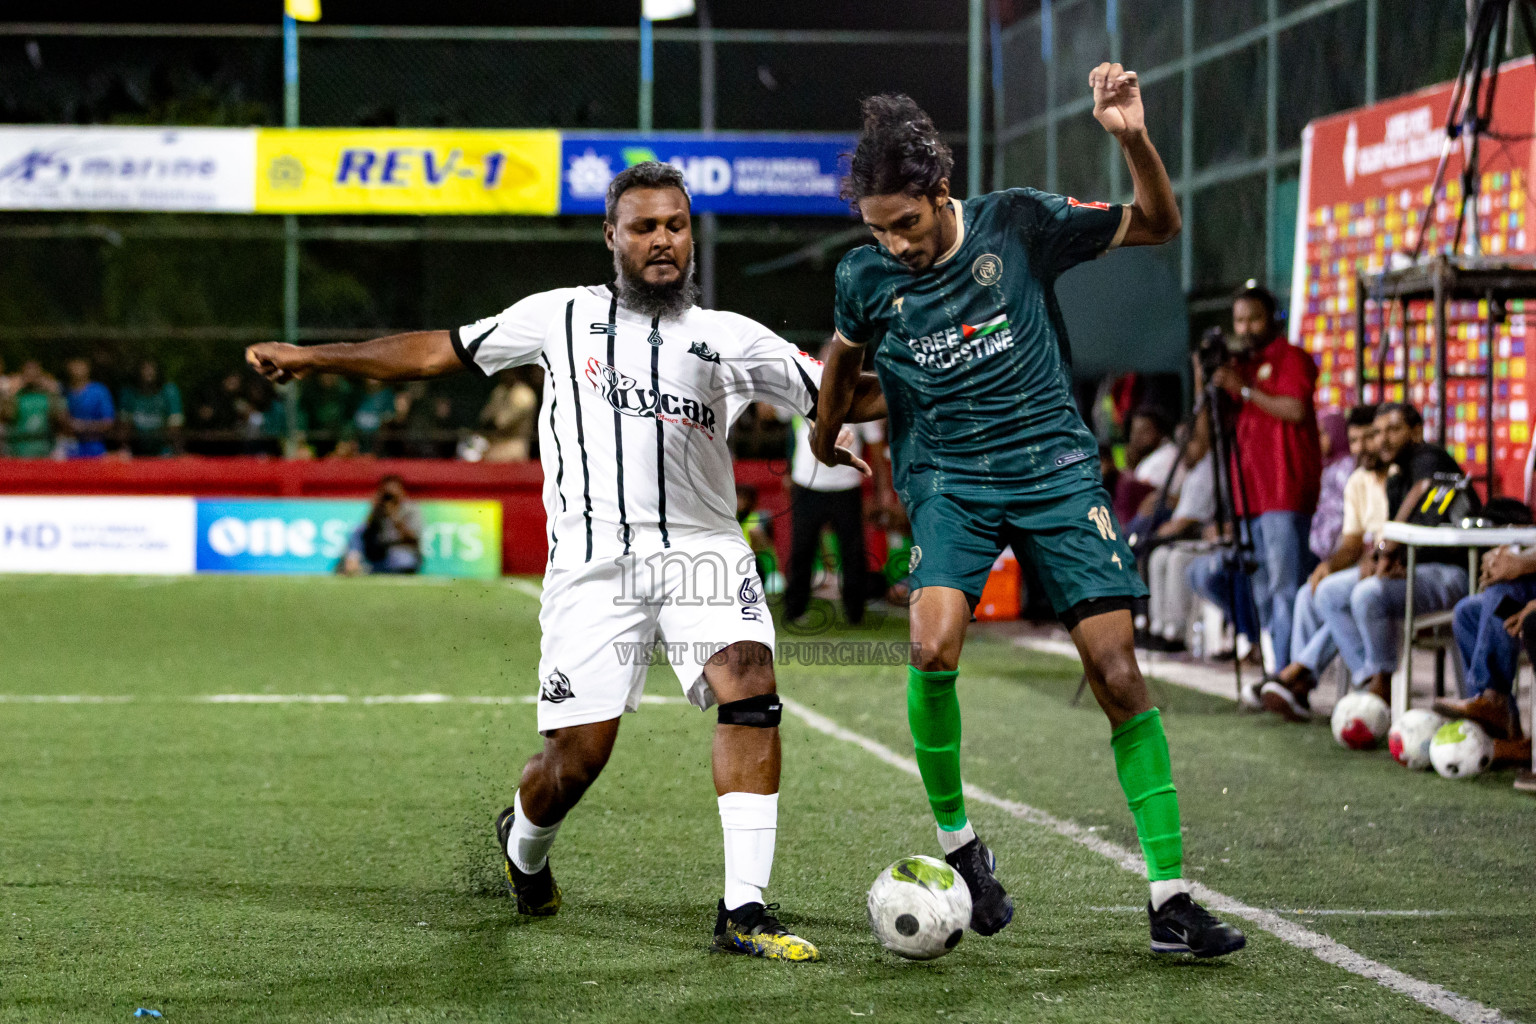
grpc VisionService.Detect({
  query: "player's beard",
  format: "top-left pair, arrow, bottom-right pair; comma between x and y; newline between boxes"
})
613,248 -> 699,322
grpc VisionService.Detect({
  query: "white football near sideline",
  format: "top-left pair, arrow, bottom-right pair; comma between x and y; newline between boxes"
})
1331,690 -> 1391,750
1430,719 -> 1495,779
867,855 -> 972,961
1388,708 -> 1447,770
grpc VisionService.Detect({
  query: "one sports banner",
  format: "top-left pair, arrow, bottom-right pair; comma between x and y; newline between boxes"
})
195,499 -> 502,578
254,129 -> 562,215
0,127 -> 256,212
559,133 -> 855,216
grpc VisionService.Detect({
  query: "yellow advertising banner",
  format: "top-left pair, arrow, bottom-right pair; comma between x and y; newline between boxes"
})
254,129 -> 561,214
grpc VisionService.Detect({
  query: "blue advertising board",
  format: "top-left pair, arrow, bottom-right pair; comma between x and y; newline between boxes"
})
559,133 -> 855,216
195,499 -> 501,578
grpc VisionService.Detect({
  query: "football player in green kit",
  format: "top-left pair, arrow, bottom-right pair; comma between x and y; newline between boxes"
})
813,63 -> 1245,957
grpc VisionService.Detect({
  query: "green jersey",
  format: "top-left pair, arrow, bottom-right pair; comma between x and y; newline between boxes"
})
7,389 -> 54,458
833,188 -> 1127,509
119,382 -> 183,455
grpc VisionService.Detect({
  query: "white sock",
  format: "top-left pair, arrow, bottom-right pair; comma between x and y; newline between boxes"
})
936,821 -> 976,856
1149,877 -> 1190,911
507,790 -> 562,874
718,791 -> 778,911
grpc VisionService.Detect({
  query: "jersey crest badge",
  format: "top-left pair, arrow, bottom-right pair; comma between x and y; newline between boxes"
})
909,545 -> 923,571
972,253 -> 1003,287
540,668 -> 575,703
689,340 -> 720,364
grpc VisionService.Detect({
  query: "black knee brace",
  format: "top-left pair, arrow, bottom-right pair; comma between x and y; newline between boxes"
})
716,693 -> 782,728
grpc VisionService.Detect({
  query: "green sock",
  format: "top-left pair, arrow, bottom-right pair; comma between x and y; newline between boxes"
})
907,665 -> 968,831
1110,707 -> 1184,882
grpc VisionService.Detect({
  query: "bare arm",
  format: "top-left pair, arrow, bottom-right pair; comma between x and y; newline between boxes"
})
811,335 -> 866,467
1327,532 -> 1365,574
246,331 -> 463,385
1204,362 -> 1307,424
1090,62 -> 1181,246
846,372 -> 887,423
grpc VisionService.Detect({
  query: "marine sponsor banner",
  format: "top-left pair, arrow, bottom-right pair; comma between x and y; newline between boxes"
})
195,499 -> 501,578
560,133 -> 854,216
0,127 -> 256,212
0,497 -> 197,574
254,129 -> 561,214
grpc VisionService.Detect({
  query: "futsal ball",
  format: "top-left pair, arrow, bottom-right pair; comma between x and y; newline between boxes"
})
1429,719 -> 1495,779
1387,708 -> 1446,770
867,855 -> 972,961
1330,690 -> 1391,750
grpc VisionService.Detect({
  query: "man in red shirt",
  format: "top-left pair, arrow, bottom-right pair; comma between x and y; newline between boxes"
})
1188,285 -> 1322,674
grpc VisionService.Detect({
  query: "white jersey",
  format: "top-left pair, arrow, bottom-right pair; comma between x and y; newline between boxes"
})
453,284 -> 824,570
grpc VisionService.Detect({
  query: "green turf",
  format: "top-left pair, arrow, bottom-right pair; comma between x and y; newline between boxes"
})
0,575 -> 1530,1023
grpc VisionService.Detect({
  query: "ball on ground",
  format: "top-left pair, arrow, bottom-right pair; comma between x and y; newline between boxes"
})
1331,690 -> 1391,750
1387,707 -> 1446,770
1429,719 -> 1494,779
867,855 -> 972,961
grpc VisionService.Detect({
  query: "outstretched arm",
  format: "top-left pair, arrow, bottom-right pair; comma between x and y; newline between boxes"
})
811,334 -> 867,469
246,331 -> 463,385
1090,62 -> 1180,246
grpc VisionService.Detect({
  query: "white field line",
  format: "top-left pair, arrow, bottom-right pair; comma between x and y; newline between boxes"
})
781,697 -> 1518,1024
0,694 -> 134,703
1090,906 -> 1457,917
0,693 -> 690,706
508,578 -> 544,600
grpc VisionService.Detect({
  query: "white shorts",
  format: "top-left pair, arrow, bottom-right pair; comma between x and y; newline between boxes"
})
534,531 -> 776,732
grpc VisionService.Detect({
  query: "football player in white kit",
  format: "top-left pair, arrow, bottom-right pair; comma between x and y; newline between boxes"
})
247,161 -> 886,962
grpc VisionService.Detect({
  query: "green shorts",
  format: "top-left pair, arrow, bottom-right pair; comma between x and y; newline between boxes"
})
907,484 -> 1146,623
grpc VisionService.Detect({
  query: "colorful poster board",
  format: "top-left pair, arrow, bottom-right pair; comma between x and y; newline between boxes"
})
1291,58 -> 1536,493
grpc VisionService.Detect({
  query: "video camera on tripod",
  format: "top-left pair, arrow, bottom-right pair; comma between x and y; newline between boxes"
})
1191,324 -> 1263,692
1195,325 -> 1246,380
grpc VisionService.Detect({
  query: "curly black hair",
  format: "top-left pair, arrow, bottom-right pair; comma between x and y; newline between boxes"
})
840,93 -> 954,205
605,160 -> 691,224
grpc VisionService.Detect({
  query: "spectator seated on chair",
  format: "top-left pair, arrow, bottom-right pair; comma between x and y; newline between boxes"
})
1263,401 -> 1468,721
1437,510 -> 1536,755
1308,410 -> 1354,565
1113,405 -> 1178,524
1260,405 -> 1385,717
1143,450 -> 1216,651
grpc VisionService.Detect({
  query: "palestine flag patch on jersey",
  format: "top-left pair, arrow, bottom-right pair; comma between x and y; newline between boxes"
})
961,312 -> 1009,341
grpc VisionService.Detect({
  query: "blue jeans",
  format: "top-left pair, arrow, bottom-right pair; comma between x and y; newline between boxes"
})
1247,512 -> 1312,667
1290,566 -> 1359,674
1452,576 -> 1536,700
1188,550 -> 1261,645
1322,562 -> 1469,685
